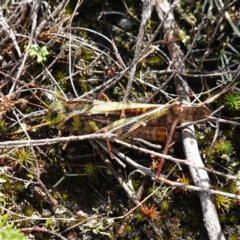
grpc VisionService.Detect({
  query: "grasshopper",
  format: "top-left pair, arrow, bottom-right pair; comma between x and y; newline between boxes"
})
48,99 -> 210,158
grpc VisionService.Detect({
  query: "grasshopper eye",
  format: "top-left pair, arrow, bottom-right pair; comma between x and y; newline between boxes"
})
48,101 -> 64,126
50,109 -> 59,120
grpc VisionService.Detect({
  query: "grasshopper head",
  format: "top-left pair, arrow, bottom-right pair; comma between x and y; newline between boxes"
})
48,101 -> 64,128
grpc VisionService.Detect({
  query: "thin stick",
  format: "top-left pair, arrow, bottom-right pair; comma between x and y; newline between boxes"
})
156,106 -> 181,177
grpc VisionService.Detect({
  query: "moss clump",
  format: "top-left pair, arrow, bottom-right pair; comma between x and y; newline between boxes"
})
84,163 -> 97,176
210,139 -> 233,161
24,206 -> 34,217
224,92 -> 240,111
12,148 -> 35,167
176,174 -> 192,194
214,195 -> 231,212
15,182 -> 24,192
160,200 -> 171,212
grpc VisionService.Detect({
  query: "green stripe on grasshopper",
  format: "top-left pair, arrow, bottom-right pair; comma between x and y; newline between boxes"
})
89,100 -> 160,114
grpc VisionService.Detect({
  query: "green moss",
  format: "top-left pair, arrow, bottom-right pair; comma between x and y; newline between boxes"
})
0,120 -> 6,131
122,41 -> 132,52
3,182 -> 11,191
214,195 -> 231,212
55,70 -> 67,81
229,236 -> 239,240
160,200 -> 171,211
155,217 -> 163,227
224,92 -> 240,111
135,210 -> 145,222
211,139 -> 233,160
61,192 -> 69,202
229,215 -> 237,224
219,213 -> 227,223
13,148 -> 35,166
133,237 -> 141,240
26,173 -> 34,180
78,77 -> 90,92
147,55 -> 162,66
125,224 -> 133,233
81,48 -> 93,61
24,206 -> 34,216
131,179 -> 140,190
79,29 -> 88,38
0,221 -> 28,240
45,219 -> 54,229
222,180 -> 238,196
84,163 -> 97,176
15,182 -> 24,192
64,3 -> 74,14
176,174 -> 192,194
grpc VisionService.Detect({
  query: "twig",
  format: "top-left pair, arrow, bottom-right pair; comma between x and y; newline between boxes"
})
199,64 -> 240,106
123,0 -> 154,101
35,0 -> 69,37
0,11 -> 21,57
113,138 -> 240,181
156,105 -> 181,176
0,133 -> 117,148
21,226 -> 67,240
